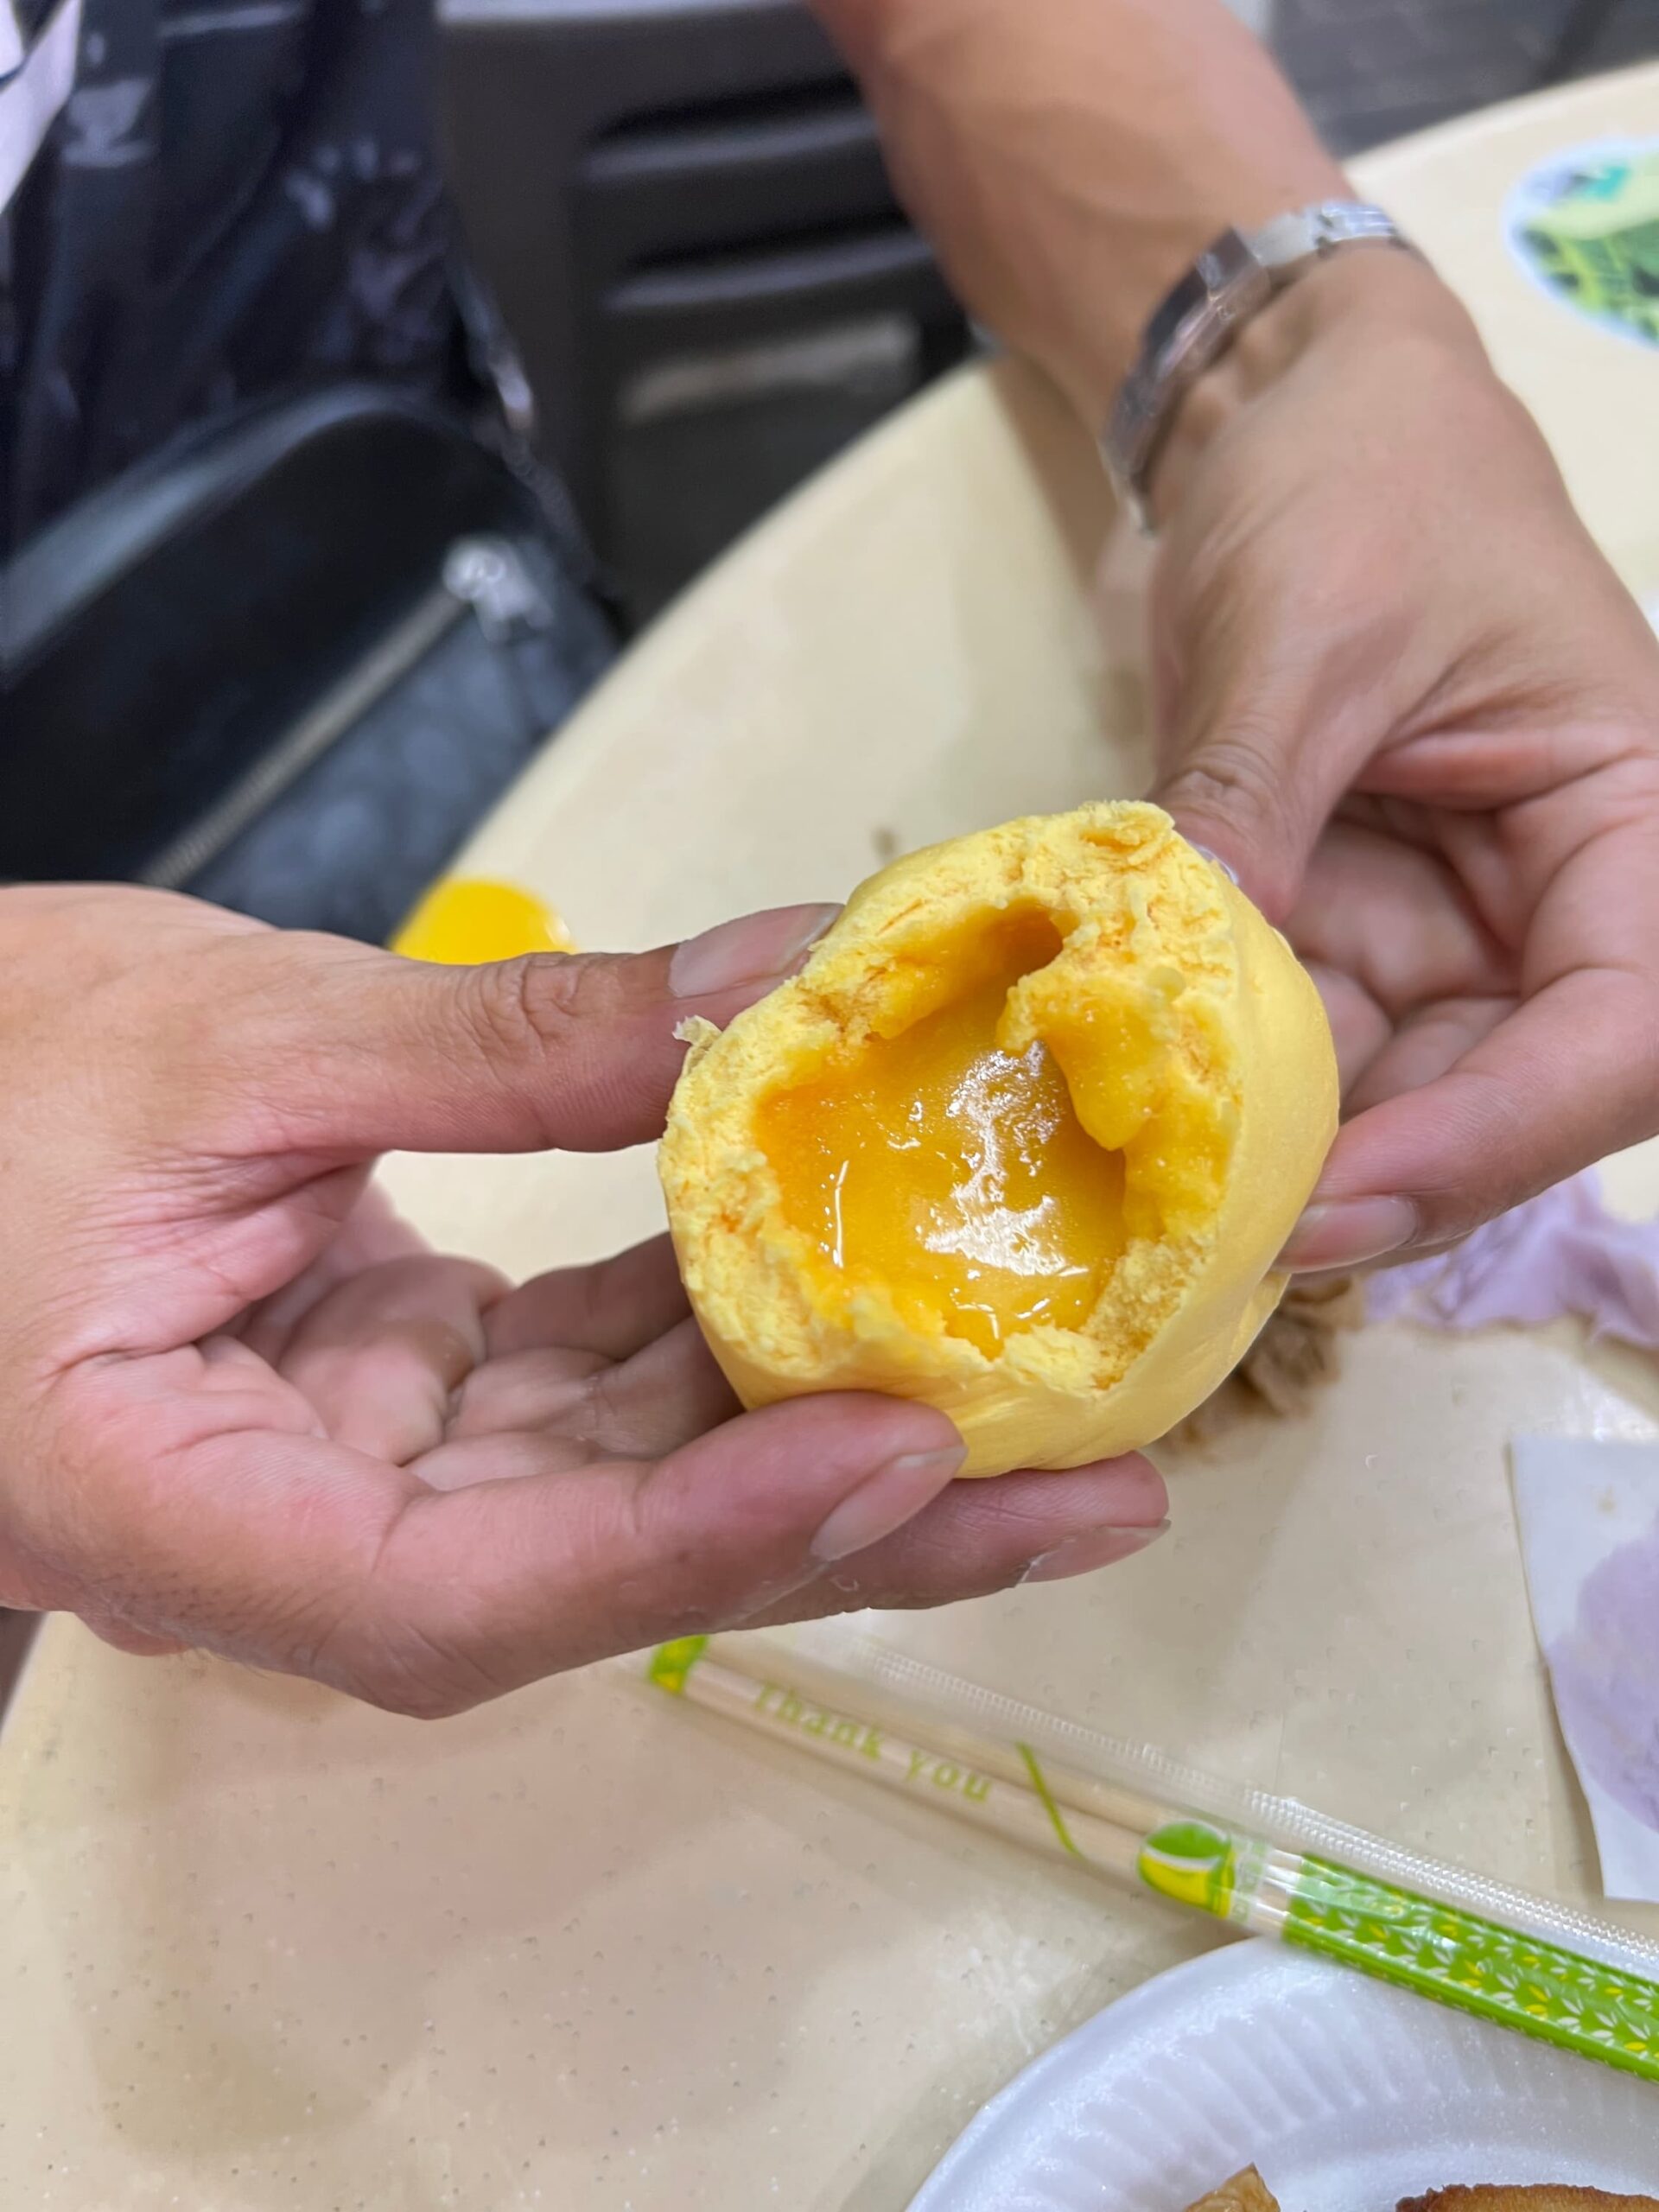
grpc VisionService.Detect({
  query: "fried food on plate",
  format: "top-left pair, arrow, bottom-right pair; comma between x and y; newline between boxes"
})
1180,2179 -> 1659,2212
1400,2193 -> 1659,2212
1182,2171 -> 1281,2212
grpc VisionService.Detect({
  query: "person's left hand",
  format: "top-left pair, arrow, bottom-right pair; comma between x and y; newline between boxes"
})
1145,250 -> 1659,1272
0,886 -> 1166,1716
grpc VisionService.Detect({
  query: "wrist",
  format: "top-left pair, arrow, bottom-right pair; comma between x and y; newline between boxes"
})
811,0 -> 1350,426
1145,246 -> 1485,522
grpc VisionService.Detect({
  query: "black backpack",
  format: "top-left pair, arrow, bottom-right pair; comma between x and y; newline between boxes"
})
2,385 -> 615,944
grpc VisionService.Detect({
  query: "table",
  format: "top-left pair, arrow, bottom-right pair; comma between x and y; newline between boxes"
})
5,64 -> 1659,2212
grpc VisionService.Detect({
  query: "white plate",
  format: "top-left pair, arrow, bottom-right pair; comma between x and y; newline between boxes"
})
910,1940 -> 1659,2210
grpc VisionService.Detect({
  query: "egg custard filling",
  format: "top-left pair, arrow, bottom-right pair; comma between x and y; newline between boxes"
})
659,803 -> 1337,1477
753,908 -> 1237,1368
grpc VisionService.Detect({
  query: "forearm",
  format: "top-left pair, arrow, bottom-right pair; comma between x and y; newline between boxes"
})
811,0 -> 1345,424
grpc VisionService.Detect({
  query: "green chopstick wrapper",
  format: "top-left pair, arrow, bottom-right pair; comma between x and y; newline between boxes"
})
1138,1819 -> 1659,2080
642,1631 -> 1659,2088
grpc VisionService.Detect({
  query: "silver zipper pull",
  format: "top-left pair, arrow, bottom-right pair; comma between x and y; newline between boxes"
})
443,536 -> 553,645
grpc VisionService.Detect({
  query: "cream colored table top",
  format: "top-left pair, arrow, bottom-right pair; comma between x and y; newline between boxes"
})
5,67 -> 1659,2212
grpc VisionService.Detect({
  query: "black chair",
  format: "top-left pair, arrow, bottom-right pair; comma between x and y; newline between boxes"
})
1535,0 -> 1628,86
439,0 -> 970,563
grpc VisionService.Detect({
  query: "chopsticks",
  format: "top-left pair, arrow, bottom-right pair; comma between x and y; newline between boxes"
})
647,1634 -> 1147,1881
639,1631 -> 1659,2088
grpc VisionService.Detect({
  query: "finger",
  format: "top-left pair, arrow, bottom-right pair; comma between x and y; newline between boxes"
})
1281,965 -> 1659,1269
1340,994 -> 1512,1117
1288,821 -> 1517,1019
349,1397 -> 970,1711
1147,568 -> 1382,923
403,1428 -> 606,1485
240,1182 -> 433,1358
1144,485 -> 1496,925
273,1256 -> 500,1462
60,1381 -> 969,1713
1301,962 -> 1392,1096
741,1455 -> 1169,1624
86,1618 -> 192,1659
207,903 -> 838,1160
441,1317 -> 737,1462
483,1235 -> 690,1363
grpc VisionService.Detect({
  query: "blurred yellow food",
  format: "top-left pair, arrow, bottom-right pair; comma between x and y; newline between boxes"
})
392,879 -> 576,963
660,804 -> 1337,1477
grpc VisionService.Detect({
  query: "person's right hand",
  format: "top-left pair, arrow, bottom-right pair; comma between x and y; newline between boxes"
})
0,885 -> 1166,1716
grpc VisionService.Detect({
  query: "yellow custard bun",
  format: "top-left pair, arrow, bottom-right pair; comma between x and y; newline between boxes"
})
659,803 -> 1338,1477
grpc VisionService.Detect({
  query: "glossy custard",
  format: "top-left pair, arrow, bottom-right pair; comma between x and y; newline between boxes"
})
758,921 -> 1128,1357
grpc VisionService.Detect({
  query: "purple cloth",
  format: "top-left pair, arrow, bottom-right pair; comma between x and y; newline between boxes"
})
1366,1170 -> 1659,1345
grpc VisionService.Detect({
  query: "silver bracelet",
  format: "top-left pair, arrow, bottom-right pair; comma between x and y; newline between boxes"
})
1103,200 -> 1419,532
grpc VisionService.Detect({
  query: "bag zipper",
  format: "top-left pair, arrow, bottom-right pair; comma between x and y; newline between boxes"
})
139,536 -> 550,893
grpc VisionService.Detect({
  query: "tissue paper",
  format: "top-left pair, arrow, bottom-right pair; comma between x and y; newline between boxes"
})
1512,1435 -> 1659,1902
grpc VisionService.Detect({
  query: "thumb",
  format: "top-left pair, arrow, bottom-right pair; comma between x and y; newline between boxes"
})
1146,557 -> 1386,924
349,1396 -> 969,1713
117,1394 -> 969,1713
1152,684 -> 1357,928
223,903 -> 839,1160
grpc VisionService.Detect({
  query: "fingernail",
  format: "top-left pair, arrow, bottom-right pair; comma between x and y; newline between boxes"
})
1020,1520 -> 1169,1584
1191,843 -> 1241,887
1281,1195 -> 1418,1273
669,904 -> 840,1001
810,1443 -> 966,1563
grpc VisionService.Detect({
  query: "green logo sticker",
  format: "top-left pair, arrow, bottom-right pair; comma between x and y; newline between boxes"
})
647,1637 -> 709,1694
1505,137 -> 1659,347
1138,1820 -> 1238,1914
